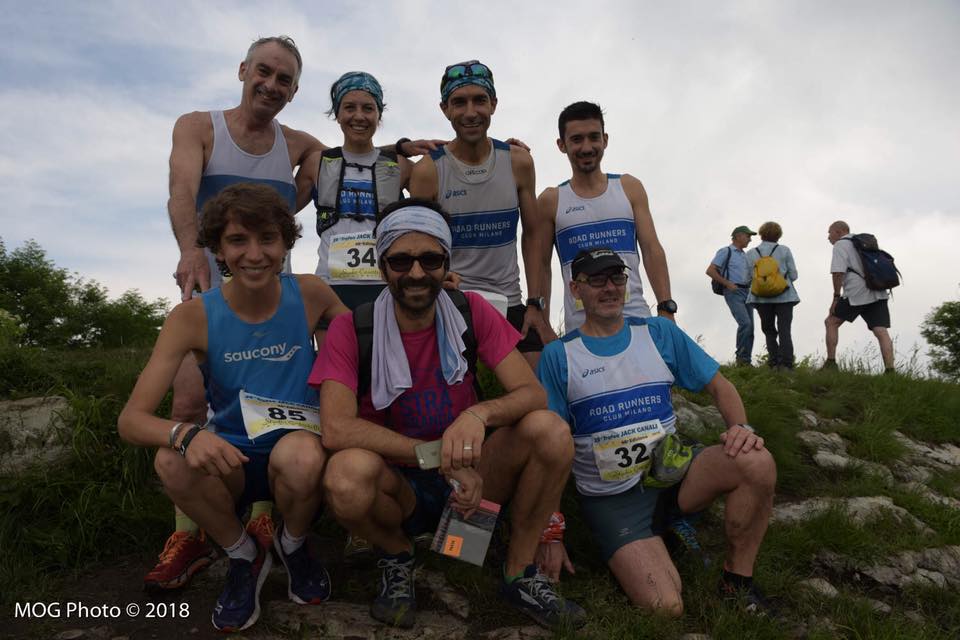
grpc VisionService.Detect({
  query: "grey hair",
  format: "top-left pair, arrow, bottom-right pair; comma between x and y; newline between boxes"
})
245,35 -> 302,84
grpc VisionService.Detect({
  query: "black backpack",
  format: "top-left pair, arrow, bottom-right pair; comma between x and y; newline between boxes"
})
711,247 -> 732,295
844,234 -> 901,291
353,289 -> 481,399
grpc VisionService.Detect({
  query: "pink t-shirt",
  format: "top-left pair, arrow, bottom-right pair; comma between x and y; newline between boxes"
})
309,292 -> 520,440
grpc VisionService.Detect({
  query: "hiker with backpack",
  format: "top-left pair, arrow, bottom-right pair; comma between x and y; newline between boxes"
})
706,226 -> 757,366
310,198 -> 586,630
745,222 -> 799,370
823,220 -> 896,373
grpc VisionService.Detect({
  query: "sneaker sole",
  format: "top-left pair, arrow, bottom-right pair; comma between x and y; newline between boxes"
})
500,591 -> 587,631
274,530 -> 330,605
143,548 -> 218,593
211,553 -> 273,632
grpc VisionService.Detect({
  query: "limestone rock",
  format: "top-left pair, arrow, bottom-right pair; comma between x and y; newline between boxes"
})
892,431 -> 960,471
271,601 -> 469,639
421,569 -> 470,619
865,598 -> 892,614
772,496 -> 932,534
799,577 -> 838,598
672,393 -> 725,437
815,546 -> 960,591
797,409 -> 820,429
482,626 -> 552,639
904,482 -> 960,510
55,631 -> 85,640
890,461 -> 933,483
797,430 -> 846,455
809,450 -> 894,486
0,395 -> 71,475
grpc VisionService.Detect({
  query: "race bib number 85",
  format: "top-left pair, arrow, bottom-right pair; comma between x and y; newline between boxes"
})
239,390 -> 321,440
592,419 -> 664,482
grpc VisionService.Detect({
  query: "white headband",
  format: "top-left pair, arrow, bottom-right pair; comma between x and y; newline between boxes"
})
375,205 -> 452,258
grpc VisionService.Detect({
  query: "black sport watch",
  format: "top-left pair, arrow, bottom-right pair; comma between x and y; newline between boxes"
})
526,296 -> 545,310
656,299 -> 678,314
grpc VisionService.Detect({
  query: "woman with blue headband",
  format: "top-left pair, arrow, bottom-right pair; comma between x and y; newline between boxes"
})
308,71 -> 442,313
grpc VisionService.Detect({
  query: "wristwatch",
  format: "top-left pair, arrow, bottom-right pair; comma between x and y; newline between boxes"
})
526,296 -> 545,310
656,299 -> 678,314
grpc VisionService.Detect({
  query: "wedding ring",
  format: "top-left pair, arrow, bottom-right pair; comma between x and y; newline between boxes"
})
463,444 -> 473,451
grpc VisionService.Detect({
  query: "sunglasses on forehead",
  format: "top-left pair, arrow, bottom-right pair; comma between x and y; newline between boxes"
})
442,61 -> 493,84
383,252 -> 448,273
577,272 -> 628,288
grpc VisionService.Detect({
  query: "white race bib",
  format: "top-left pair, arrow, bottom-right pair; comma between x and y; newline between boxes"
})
239,390 -> 321,440
328,231 -> 379,280
592,419 -> 665,482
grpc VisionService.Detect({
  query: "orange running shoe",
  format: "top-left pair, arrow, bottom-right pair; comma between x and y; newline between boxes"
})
144,530 -> 218,593
246,513 -> 276,560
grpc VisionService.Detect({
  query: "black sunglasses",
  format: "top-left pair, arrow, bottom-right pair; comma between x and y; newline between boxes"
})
577,272 -> 628,288
383,252 -> 447,273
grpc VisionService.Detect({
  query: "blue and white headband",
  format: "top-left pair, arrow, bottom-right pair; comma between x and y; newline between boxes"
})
375,206 -> 452,258
331,71 -> 384,115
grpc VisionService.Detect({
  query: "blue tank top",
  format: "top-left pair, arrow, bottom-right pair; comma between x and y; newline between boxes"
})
199,274 -> 317,453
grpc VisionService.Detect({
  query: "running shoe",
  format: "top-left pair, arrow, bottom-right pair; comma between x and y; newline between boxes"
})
344,534 -> 374,561
273,522 -> 331,604
246,513 -> 275,560
370,551 -> 416,628
211,537 -> 272,632
664,516 -> 710,567
143,530 -> 218,593
718,577 -> 777,617
499,564 -> 587,630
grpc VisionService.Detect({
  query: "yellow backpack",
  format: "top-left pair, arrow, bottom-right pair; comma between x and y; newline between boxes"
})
751,245 -> 788,297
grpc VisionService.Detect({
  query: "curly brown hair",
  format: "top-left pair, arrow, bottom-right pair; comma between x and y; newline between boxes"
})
197,183 -> 301,262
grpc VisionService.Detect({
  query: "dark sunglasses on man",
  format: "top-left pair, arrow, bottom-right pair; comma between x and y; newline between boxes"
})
577,271 -> 628,288
384,252 -> 448,273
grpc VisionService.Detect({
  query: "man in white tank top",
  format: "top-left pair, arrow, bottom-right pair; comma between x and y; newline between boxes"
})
153,36 -> 328,596
409,60 -> 556,369
526,101 -> 676,335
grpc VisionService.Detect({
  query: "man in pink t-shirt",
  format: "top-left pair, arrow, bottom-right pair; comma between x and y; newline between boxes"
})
310,198 -> 585,631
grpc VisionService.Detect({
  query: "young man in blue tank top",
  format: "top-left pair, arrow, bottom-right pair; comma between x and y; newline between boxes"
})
409,60 -> 556,369
526,101 -> 676,335
537,248 -> 777,616
120,184 -> 347,632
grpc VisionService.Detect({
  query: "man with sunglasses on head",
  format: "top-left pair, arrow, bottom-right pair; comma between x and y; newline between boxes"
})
537,247 -> 777,617
409,60 -> 555,369
526,101 -> 674,336
311,198 -> 586,630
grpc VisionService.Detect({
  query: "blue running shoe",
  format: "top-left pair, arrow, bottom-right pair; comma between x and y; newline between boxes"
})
211,536 -> 272,632
370,551 -> 416,628
665,516 -> 711,568
273,522 -> 331,604
499,565 -> 586,630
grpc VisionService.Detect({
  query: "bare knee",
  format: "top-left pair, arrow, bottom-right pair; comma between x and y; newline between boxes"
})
154,448 -> 191,495
323,450 -> 382,520
516,409 -> 574,466
735,448 -> 777,491
270,432 -> 327,496
629,585 -> 684,617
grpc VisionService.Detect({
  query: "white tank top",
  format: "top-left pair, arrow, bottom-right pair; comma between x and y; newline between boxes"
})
554,175 -> 650,331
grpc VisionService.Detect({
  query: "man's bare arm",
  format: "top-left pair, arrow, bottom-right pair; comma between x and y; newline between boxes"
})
621,174 -> 672,318
703,372 -> 764,457
408,156 -> 440,200
319,380 -> 424,463
168,112 -> 210,300
514,149 -> 558,343
534,188 -> 559,312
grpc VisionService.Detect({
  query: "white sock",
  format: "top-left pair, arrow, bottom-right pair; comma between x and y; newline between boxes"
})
281,526 -> 306,555
224,530 -> 257,562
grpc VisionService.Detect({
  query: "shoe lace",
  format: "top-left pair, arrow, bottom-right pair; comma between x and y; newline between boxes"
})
247,514 -> 274,541
156,531 -> 192,564
518,571 -> 560,606
377,556 -> 414,599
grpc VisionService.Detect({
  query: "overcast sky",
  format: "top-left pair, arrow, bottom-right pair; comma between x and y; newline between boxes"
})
2,0 -> 958,372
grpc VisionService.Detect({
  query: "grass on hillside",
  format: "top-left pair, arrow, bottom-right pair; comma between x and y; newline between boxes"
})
1,347 -> 960,638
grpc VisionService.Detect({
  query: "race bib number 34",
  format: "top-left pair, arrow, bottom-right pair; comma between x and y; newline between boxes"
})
592,419 -> 664,482
239,390 -> 321,441
329,231 -> 379,280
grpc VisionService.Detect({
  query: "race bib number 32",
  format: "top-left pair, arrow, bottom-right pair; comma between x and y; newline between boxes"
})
239,390 -> 321,441
328,231 -> 379,280
592,419 -> 664,482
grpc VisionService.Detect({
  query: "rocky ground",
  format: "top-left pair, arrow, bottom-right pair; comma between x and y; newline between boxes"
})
3,393 -> 959,639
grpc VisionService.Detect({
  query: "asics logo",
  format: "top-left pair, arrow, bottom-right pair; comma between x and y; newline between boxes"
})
464,168 -> 487,176
224,344 -> 302,363
445,189 -> 468,198
519,591 -> 543,608
581,366 -> 605,378
564,205 -> 585,215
